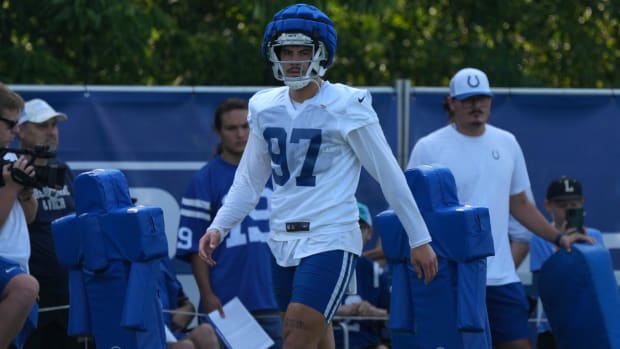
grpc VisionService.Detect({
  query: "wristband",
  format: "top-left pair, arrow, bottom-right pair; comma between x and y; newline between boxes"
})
554,233 -> 566,247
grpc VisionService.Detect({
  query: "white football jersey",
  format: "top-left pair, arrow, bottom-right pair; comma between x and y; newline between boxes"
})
249,81 -> 377,237
210,81 -> 431,266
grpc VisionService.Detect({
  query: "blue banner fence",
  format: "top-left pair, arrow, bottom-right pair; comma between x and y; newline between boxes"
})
11,84 -> 620,286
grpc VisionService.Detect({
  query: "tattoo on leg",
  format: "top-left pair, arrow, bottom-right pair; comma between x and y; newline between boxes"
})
284,318 -> 304,329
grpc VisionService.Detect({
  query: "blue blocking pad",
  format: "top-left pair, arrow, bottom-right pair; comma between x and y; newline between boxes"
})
378,165 -> 493,349
52,169 -> 168,349
405,165 -> 494,262
539,243 -> 620,349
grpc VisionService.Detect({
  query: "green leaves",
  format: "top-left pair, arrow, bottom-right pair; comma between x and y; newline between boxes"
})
1,0 -> 618,87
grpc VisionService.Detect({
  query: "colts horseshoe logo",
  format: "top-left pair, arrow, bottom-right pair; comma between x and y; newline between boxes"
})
491,149 -> 500,160
467,75 -> 481,88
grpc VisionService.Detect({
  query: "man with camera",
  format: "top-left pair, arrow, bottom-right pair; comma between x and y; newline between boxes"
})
0,83 -> 40,349
17,99 -> 80,349
529,176 -> 605,349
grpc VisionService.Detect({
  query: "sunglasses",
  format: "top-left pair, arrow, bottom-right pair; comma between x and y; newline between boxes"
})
0,116 -> 18,129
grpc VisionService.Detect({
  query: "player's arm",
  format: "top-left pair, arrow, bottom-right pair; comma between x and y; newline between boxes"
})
348,123 -> 437,284
510,240 -> 529,269
362,236 -> 385,262
510,192 -> 562,243
508,188 -> 535,268
199,132 -> 271,264
171,289 -> 195,332
0,156 -> 36,226
207,132 -> 272,238
0,163 -> 19,227
348,123 -> 430,247
19,187 -> 38,224
190,253 -> 223,317
176,179 -> 224,314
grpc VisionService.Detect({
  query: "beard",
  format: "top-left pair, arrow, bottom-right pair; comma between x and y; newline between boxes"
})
468,120 -> 485,128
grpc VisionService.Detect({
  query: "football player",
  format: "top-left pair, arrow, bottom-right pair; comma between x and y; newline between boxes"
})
198,4 -> 438,348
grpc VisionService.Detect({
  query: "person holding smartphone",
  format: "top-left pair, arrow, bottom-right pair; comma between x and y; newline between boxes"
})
529,176 -> 605,349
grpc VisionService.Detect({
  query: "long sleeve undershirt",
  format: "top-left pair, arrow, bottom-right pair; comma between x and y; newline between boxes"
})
209,123 -> 431,248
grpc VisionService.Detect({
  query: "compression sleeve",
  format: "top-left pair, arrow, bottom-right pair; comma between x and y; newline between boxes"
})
207,132 -> 272,238
348,123 -> 432,248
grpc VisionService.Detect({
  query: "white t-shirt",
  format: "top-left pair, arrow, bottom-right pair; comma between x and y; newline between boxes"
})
408,124 -> 530,285
0,152 -> 31,271
210,81 -> 431,266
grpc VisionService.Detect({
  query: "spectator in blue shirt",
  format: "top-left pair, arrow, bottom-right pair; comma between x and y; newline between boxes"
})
529,176 -> 605,349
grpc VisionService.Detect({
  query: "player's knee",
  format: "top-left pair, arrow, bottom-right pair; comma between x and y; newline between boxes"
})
283,303 -> 327,348
189,324 -> 220,349
193,323 -> 216,337
7,274 -> 39,306
190,323 -> 217,341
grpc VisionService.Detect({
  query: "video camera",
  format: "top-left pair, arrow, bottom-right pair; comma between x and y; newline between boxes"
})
0,145 -> 67,189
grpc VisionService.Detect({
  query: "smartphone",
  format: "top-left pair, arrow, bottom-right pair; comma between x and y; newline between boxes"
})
565,207 -> 585,234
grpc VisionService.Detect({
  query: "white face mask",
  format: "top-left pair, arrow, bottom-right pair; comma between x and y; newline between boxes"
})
268,33 -> 328,89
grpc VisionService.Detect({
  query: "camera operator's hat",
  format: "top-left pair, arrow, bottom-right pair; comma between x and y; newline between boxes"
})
449,67 -> 493,100
546,176 -> 583,200
19,99 -> 68,125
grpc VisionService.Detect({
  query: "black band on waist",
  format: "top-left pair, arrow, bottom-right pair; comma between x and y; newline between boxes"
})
285,222 -> 310,232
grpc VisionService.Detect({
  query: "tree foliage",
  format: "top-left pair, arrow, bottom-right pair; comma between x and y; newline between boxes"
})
1,0 -> 618,87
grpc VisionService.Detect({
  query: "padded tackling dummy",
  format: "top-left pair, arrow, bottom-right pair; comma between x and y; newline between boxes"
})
538,242 -> 620,349
52,169 -> 168,349
377,164 -> 494,349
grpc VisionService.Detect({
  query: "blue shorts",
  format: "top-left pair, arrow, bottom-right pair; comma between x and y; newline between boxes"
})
0,256 -> 38,348
271,250 -> 357,323
0,256 -> 27,295
486,282 -> 530,344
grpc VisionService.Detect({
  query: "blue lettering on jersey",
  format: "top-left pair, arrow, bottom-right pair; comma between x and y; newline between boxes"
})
225,192 -> 271,248
263,127 -> 322,187
176,156 -> 275,259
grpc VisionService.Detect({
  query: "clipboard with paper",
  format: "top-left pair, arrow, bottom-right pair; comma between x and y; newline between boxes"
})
208,297 -> 275,349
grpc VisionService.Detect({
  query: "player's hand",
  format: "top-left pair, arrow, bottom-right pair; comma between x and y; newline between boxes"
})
3,156 -> 34,191
356,300 -> 387,317
410,243 -> 438,285
202,292 -> 225,318
198,229 -> 222,266
557,231 -> 595,252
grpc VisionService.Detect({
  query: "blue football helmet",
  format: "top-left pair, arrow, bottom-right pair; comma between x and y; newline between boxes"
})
262,4 -> 337,89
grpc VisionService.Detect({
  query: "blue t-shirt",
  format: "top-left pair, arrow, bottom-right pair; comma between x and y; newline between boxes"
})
175,155 -> 277,315
530,227 -> 605,333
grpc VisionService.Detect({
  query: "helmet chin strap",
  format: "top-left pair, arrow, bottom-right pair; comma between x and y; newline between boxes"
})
285,76 -> 322,91
284,78 -> 312,90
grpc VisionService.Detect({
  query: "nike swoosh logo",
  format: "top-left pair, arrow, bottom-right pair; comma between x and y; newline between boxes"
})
358,96 -> 365,103
5,266 -> 19,273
